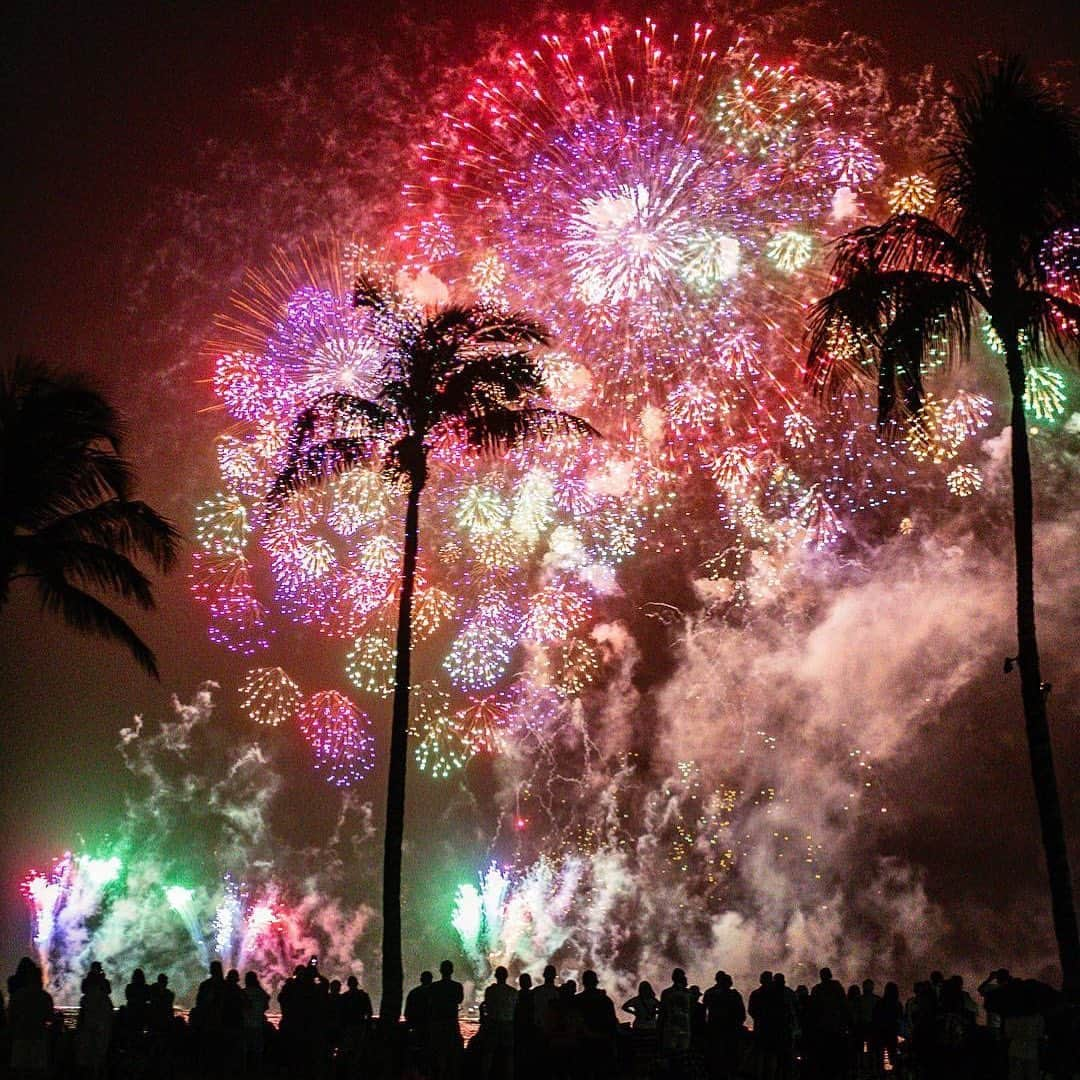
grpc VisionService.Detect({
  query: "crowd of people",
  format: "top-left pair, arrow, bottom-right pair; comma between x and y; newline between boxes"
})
0,953 -> 1075,1079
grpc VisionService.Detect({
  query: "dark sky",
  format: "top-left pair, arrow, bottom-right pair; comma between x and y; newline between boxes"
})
1,0 -> 1078,987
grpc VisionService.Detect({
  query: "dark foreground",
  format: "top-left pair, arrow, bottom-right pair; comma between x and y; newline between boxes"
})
2,955 -> 1078,1079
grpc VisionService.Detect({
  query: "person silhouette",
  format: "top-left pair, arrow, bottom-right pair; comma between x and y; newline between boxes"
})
808,968 -> 848,1080
703,971 -> 745,1080
575,970 -> 617,1080
9,963 -> 53,1075
236,971 -> 267,1073
660,967 -> 694,1073
429,960 -> 464,1080
514,973 -> 536,1080
76,967 -> 113,1078
124,968 -> 150,1035
481,965 -> 518,1079
622,981 -> 659,1030
405,970 -> 434,1073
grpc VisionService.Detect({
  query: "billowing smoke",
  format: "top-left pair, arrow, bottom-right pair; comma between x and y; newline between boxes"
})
458,420 -> 1079,998
24,687 -> 378,1004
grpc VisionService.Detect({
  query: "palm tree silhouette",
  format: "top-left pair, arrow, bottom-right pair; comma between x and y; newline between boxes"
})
0,359 -> 180,678
807,58 -> 1080,994
271,270 -> 596,1027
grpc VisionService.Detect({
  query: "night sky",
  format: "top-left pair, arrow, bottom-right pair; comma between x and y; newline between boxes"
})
2,0 -> 1078,996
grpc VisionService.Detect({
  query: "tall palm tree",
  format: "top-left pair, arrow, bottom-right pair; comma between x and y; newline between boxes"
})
807,58 -> 1080,994
271,272 -> 596,1027
0,359 -> 180,678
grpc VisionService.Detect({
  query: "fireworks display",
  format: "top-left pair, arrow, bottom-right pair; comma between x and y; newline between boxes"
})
20,10 -> 1079,1004
186,21 -> 999,795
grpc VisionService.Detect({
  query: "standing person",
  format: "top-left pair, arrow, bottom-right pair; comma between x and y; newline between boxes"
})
622,981 -> 660,1031
659,968 -> 694,1075
192,960 -> 226,1071
241,972 -> 269,1075
807,968 -> 848,1080
428,960 -> 465,1080
545,982 -> 581,1080
514,974 -> 536,1080
222,969 -> 247,1072
703,971 -> 745,1080
748,972 -> 777,1080
147,973 -> 175,1072
845,984 -> 862,1077
76,969 -> 113,1079
124,969 -> 151,1037
870,982 -> 902,1078
8,963 -> 53,1077
623,981 -> 660,1077
481,966 -> 518,1079
857,979 -> 879,1070
574,971 -> 617,1080
405,971 -> 434,1075
530,965 -> 560,1077
339,974 -> 374,1073
771,974 -> 798,1080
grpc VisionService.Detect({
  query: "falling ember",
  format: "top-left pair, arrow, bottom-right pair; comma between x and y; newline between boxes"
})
239,666 -> 303,727
297,690 -> 376,787
887,173 -> 936,214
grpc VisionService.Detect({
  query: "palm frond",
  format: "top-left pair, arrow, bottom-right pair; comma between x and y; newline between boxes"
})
269,438 -> 381,507
34,571 -> 160,678
433,353 -> 546,422
31,500 -> 180,574
19,537 -> 156,609
937,57 -> 1080,281
1015,291 -> 1080,365
807,268 -> 975,422
462,407 -> 600,454
832,215 -> 980,294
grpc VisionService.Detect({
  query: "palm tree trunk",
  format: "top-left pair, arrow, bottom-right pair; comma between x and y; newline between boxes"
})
380,479 -> 422,1031
1006,342 -> 1080,998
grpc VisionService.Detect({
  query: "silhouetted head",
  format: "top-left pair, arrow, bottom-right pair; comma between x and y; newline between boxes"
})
210,961 -> 224,980
847,985 -> 861,999
560,980 -> 576,997
347,975 -> 359,989
884,982 -> 899,1001
582,970 -> 599,990
245,972 -> 259,988
330,980 -> 341,995
796,985 -> 808,999
420,971 -> 433,986
294,966 -> 306,978
997,969 -> 1011,983
819,968 -> 832,983
774,973 -> 786,988
157,974 -> 168,987
930,970 -> 944,985
89,961 -> 103,974
132,969 -> 145,984
689,986 -> 701,1000
543,965 -> 557,984
440,960 -> 454,979
760,971 -> 773,986
863,979 -> 874,993
720,973 -> 733,990
670,968 -> 686,988
495,966 -> 509,984
519,973 -> 532,991
639,981 -> 655,999
227,969 -> 240,985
